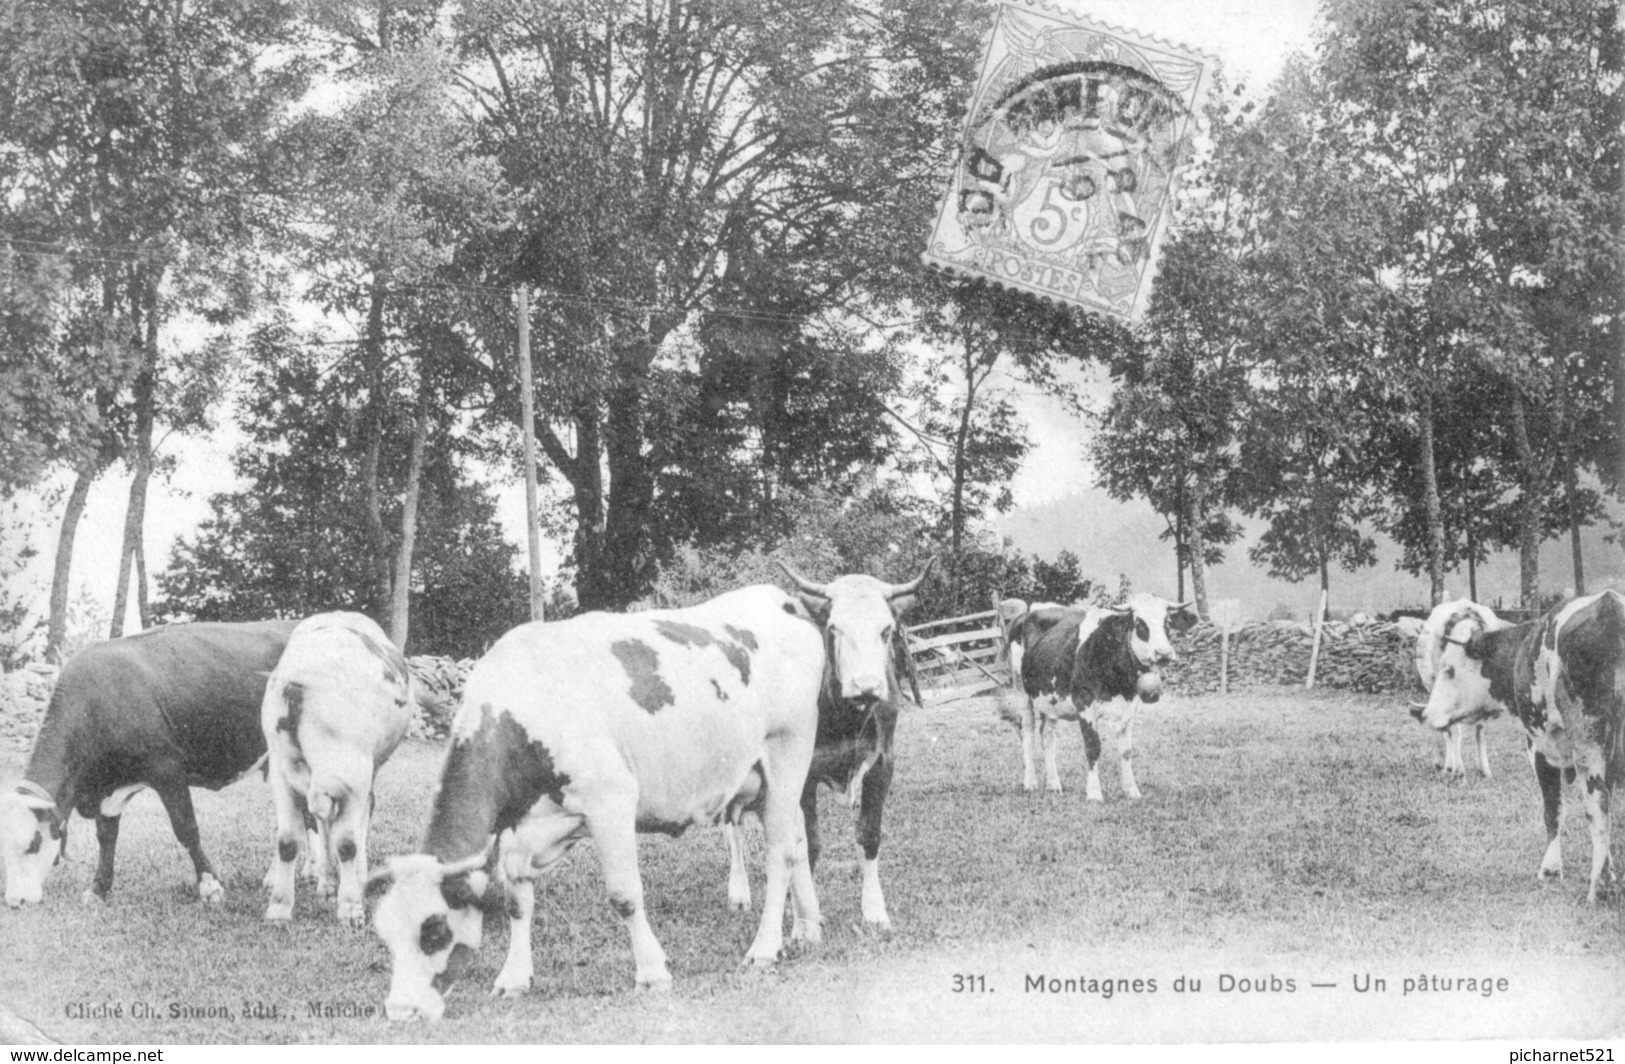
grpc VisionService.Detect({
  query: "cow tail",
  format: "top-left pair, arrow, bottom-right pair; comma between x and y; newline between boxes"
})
1610,655 -> 1625,790
307,773 -> 345,824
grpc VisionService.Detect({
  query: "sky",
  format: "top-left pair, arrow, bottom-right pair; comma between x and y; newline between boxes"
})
8,0 -> 1327,639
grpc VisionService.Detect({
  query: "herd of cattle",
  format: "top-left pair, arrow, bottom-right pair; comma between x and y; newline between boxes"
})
1,565 -> 1622,1022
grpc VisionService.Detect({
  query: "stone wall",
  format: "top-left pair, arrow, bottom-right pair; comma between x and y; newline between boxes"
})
1166,619 -> 1420,695
0,656 -> 473,757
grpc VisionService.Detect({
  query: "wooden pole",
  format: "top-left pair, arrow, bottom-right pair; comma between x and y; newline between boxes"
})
1305,588 -> 1328,689
516,286 -> 545,622
1220,622 -> 1230,695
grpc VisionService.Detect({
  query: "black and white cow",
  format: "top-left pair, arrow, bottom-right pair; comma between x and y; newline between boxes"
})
722,560 -> 935,932
0,620 -> 298,907
1007,595 -> 1187,798
262,612 -> 415,926
1411,599 -> 1507,778
1416,589 -> 1625,903
369,585 -> 827,1022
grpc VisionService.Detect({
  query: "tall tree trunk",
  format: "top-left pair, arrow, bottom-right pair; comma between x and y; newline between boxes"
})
949,328 -> 975,598
359,282 -> 394,619
1555,357 -> 1585,595
1508,384 -> 1544,609
47,460 -> 101,663
582,333 -> 661,611
1418,388 -> 1446,606
390,368 -> 430,648
1173,481 -> 1185,604
1185,474 -> 1210,620
111,272 -> 160,638
1466,521 -> 1478,602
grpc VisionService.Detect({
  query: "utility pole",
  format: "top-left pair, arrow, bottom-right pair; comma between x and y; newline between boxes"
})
517,286 -> 545,621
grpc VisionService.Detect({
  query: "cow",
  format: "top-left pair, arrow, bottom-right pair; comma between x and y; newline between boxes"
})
722,559 -> 936,932
261,612 -> 414,926
368,584 -> 827,1022
0,619 -> 299,908
1414,589 -> 1625,903
1006,594 -> 1188,798
1411,599 -> 1507,778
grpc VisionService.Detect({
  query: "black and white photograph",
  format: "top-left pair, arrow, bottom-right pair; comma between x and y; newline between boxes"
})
0,0 -> 1621,1048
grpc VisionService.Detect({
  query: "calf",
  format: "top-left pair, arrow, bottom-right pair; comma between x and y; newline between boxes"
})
1,620 -> 297,907
1411,599 -> 1507,778
1008,595 -> 1187,798
1416,590 -> 1625,903
369,585 -> 826,1021
262,612 -> 414,926
724,560 -> 935,931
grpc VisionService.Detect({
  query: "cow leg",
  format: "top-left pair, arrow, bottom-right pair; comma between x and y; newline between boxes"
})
86,813 -> 121,903
331,785 -> 369,927
1473,724 -> 1493,779
1041,712 -> 1064,793
724,821 -> 752,912
787,799 -> 821,946
1110,713 -> 1142,801
1580,751 -> 1614,904
856,756 -> 893,931
1078,718 -> 1104,802
263,764 -> 301,922
152,781 -> 222,904
493,878 -> 537,995
1019,697 -> 1039,792
1533,751 -> 1566,881
585,797 -> 670,990
745,739 -> 820,969
295,798 -> 328,893
1442,725 -> 1465,778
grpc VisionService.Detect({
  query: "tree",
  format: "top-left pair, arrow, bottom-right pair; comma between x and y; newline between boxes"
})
439,0 -> 987,609
154,322 -> 527,659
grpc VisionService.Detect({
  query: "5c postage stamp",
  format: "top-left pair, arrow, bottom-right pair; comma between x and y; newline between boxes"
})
923,0 -> 1215,322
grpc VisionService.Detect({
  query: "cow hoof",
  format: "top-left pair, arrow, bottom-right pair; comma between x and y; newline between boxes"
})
859,919 -> 893,937
337,909 -> 366,929
790,920 -> 822,946
264,902 -> 293,922
81,888 -> 107,905
491,979 -> 531,998
726,895 -> 751,913
1538,866 -> 1564,882
198,876 -> 225,905
635,973 -> 674,993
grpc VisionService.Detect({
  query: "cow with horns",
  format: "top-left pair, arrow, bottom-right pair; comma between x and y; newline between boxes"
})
1411,599 -> 1507,778
1005,595 -> 1189,798
368,585 -> 827,1022
1414,590 -> 1625,903
724,559 -> 935,932
1,620 -> 298,908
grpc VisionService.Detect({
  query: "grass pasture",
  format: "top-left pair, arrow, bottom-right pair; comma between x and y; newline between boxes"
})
2,687 -> 1622,1044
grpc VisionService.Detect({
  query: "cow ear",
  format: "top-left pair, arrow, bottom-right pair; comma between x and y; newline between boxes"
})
364,864 -> 397,897
797,592 -> 831,625
1464,631 -> 1490,661
889,594 -> 919,619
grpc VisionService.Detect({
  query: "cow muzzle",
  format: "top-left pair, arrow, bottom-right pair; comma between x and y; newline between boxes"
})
384,989 -> 445,1023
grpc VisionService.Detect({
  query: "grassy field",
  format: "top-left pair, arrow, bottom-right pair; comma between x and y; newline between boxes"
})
2,686 -> 1622,1044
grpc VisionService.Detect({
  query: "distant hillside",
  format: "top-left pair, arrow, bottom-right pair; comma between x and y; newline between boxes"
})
996,487 -> 1625,622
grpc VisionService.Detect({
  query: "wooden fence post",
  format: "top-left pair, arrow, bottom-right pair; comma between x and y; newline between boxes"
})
1305,589 -> 1329,689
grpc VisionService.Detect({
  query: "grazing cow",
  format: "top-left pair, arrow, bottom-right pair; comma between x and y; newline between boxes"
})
723,560 -> 936,932
1412,599 -> 1507,778
0,620 -> 298,907
1007,595 -> 1188,798
262,612 -> 414,926
369,585 -> 826,1022
1415,590 -> 1625,903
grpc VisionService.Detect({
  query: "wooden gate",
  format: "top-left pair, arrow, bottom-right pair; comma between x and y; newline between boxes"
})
904,608 -> 1011,705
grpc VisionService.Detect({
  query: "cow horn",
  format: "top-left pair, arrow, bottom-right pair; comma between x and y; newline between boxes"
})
1443,636 -> 1468,647
1408,700 -> 1429,711
776,560 -> 830,599
1171,600 -> 1194,612
438,841 -> 493,879
883,557 -> 937,600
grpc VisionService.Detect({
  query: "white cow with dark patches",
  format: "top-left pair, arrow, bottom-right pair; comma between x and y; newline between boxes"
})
261,612 -> 414,926
369,584 -> 826,1022
1411,600 -> 1507,778
724,559 -> 935,932
1416,590 -> 1625,903
1006,595 -> 1187,798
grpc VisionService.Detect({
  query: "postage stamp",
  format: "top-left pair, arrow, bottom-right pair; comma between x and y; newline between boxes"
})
923,0 -> 1215,322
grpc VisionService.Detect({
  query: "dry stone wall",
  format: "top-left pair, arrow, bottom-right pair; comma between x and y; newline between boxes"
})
1166,619 -> 1421,696
0,656 -> 473,758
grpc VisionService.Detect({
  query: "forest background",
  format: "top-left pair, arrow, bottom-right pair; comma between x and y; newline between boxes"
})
0,0 -> 1619,664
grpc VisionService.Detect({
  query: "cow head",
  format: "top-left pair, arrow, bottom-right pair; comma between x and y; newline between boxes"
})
370,849 -> 492,1021
0,785 -> 63,908
779,559 -> 936,703
1110,594 -> 1190,668
1413,620 -> 1504,732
